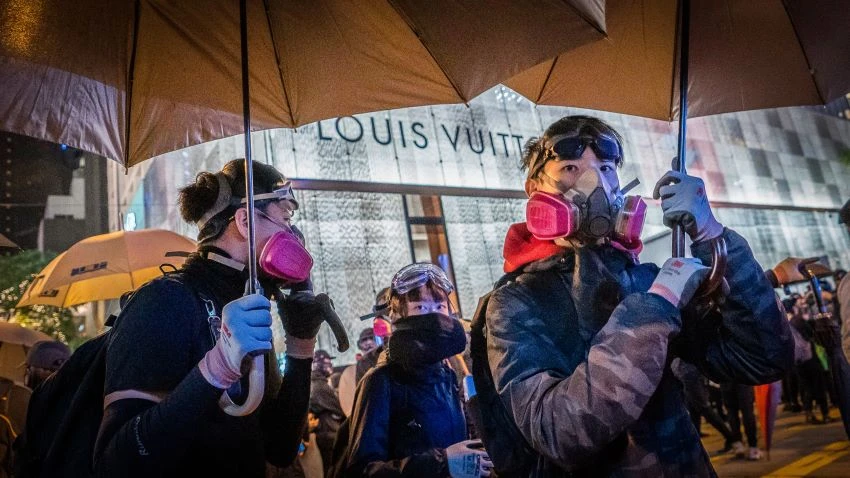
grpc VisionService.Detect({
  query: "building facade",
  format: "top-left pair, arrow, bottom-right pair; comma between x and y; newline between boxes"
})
113,86 -> 850,362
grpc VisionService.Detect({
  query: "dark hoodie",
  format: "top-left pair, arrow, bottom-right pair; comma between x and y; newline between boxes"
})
485,223 -> 793,477
335,351 -> 466,477
94,248 -> 312,477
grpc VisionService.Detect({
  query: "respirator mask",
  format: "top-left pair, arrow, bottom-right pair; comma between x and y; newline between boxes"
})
196,175 -> 313,284
525,133 -> 646,244
249,185 -> 313,284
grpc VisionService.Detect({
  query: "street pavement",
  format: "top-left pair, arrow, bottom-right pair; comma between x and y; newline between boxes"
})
702,407 -> 849,477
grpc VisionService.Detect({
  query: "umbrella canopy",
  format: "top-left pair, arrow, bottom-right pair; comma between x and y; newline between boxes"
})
0,321 -> 50,346
505,0 -> 850,120
0,0 -> 607,167
0,321 -> 51,384
16,230 -> 194,308
0,233 -> 19,250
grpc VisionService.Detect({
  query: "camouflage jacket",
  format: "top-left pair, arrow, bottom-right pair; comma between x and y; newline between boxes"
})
486,228 -> 793,477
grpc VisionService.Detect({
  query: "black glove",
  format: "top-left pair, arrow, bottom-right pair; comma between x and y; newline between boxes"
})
276,290 -> 325,340
275,290 -> 350,352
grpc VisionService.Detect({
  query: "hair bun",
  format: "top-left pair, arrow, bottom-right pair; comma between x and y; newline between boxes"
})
179,172 -> 221,223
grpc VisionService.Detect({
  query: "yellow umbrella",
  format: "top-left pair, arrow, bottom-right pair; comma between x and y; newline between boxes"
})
17,230 -> 195,308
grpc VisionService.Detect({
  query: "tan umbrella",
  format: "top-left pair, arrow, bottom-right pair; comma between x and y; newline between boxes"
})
507,0 -> 849,259
0,233 -> 19,250
506,0 -> 849,120
0,321 -> 51,384
0,322 -> 51,346
0,0 -> 609,417
0,0 -> 607,167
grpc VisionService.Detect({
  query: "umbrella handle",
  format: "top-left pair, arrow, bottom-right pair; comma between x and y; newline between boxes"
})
219,355 -> 265,416
694,236 -> 728,300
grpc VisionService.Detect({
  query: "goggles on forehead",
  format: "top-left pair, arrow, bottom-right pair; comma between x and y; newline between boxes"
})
530,133 -> 622,179
196,177 -> 299,231
391,263 -> 455,296
239,182 -> 298,209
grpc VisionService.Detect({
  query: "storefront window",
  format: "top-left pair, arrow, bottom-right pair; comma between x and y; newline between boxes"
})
293,190 -> 411,361
442,196 -> 527,317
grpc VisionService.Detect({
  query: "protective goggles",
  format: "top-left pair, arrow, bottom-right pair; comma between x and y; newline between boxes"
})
390,263 -> 455,296
531,133 -> 622,179
196,176 -> 299,231
547,133 -> 622,161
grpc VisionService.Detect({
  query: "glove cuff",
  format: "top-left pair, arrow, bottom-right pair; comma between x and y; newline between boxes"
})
199,344 -> 242,390
648,284 -> 680,309
694,217 -> 724,244
285,335 -> 317,359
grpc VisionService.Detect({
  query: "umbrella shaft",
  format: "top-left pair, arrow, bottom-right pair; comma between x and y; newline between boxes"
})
241,0 -> 259,294
673,0 -> 690,258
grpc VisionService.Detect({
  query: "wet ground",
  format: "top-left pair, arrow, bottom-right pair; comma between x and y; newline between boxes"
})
703,407 -> 848,477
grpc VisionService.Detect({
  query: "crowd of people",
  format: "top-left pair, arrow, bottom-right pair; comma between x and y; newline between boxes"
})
5,115 -> 850,477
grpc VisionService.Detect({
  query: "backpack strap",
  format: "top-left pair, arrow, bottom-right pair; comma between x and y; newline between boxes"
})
161,271 -> 222,346
468,272 -> 537,476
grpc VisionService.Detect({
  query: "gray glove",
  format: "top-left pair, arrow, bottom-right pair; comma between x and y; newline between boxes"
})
652,166 -> 723,244
649,258 -> 711,309
446,439 -> 492,478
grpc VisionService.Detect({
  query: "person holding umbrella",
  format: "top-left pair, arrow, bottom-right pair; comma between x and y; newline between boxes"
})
94,159 -> 334,477
481,115 -> 792,476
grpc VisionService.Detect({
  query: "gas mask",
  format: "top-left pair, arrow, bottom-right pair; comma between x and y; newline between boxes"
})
258,229 -> 313,284
526,169 -> 646,244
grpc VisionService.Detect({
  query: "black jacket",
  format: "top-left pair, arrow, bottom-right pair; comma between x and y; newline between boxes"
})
339,352 -> 466,477
486,228 -> 793,476
94,250 -> 312,477
310,370 -> 345,470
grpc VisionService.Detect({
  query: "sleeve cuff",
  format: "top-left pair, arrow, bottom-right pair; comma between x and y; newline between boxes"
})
284,335 -> 317,359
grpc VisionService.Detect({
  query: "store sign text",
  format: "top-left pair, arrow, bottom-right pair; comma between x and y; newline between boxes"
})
316,116 -> 527,158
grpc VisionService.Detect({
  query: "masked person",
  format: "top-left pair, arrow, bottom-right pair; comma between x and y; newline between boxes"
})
338,288 -> 392,416
94,159 -> 334,477
333,263 -> 492,478
482,116 -> 792,476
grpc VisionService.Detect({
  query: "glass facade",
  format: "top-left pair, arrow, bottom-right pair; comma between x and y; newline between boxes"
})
126,85 -> 850,362
292,190 -> 411,352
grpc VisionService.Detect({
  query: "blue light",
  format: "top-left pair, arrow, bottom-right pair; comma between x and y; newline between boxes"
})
60,143 -> 68,151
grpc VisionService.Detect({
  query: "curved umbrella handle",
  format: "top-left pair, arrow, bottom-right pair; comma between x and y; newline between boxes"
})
696,236 -> 728,300
315,293 -> 351,353
220,355 -> 265,416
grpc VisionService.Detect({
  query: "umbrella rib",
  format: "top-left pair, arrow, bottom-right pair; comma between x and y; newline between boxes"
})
536,56 -> 560,105
125,0 -> 143,168
557,0 -> 607,37
778,2 -> 826,104
262,0 -> 295,126
386,0 -> 468,104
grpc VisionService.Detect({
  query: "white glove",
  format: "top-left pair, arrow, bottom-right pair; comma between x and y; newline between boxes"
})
652,167 -> 723,243
199,294 -> 273,389
649,258 -> 711,309
446,439 -> 492,478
